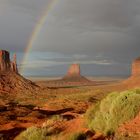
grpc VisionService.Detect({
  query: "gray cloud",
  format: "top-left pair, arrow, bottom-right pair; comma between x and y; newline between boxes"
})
0,0 -> 140,76
31,0 -> 140,64
0,0 -> 51,52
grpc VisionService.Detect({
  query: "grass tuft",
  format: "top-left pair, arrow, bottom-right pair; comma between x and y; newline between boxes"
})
15,126 -> 46,140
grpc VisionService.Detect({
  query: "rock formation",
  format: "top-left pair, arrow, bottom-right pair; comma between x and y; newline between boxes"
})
63,64 -> 90,83
11,53 -> 18,73
0,50 -> 10,72
0,50 -> 18,73
0,72 -> 39,94
123,57 -> 140,88
131,57 -> 140,76
67,64 -> 81,77
0,50 -> 39,94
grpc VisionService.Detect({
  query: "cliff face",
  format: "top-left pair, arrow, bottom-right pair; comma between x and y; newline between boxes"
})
132,57 -> 140,76
11,54 -> 18,73
0,50 -> 18,73
0,50 -> 40,94
123,57 -> 140,88
67,64 -> 81,77
63,64 -> 90,83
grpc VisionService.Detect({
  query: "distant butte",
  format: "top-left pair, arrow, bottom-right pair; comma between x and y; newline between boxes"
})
38,64 -> 93,88
63,64 -> 90,83
123,57 -> 140,88
66,64 -> 81,77
132,57 -> 140,76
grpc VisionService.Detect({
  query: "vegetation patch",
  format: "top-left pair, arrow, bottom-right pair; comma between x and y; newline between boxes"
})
15,126 -> 46,140
85,89 -> 140,135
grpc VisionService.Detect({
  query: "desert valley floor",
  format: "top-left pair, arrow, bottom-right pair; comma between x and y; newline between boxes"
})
0,73 -> 139,140
0,51 -> 140,140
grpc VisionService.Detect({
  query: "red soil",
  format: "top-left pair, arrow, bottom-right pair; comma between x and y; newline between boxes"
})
117,111 -> 140,139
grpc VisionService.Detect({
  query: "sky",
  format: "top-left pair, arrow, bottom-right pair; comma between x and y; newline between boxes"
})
1,0 -> 140,77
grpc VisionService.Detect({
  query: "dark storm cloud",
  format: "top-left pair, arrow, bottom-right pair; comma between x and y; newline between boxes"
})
0,0 -> 140,76
32,0 -> 140,63
54,0 -> 135,27
4,0 -> 52,18
0,0 -> 51,52
1,0 -> 140,54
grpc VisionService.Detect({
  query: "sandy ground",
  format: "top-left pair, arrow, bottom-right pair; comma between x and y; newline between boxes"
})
0,75 -> 138,140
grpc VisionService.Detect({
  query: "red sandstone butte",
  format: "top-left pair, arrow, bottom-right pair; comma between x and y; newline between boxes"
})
11,53 -> 18,73
63,64 -> 90,83
0,50 -> 39,94
132,57 -> 140,76
67,64 -> 81,77
123,57 -> 140,88
0,50 -> 18,73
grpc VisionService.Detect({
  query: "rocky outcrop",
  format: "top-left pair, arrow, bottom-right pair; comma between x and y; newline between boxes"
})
63,64 -> 90,83
67,64 -> 81,77
123,57 -> 140,88
10,54 -> 18,73
132,57 -> 140,76
0,50 -> 18,73
39,64 -> 92,88
0,50 -> 40,94
0,72 -> 39,94
0,50 -> 10,72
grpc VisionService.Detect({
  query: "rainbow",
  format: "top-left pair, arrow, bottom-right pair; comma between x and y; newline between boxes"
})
20,0 -> 58,73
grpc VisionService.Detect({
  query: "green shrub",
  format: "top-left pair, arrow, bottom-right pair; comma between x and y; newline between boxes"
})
85,102 -> 100,125
86,89 -> 140,135
68,132 -> 86,140
15,126 -> 46,140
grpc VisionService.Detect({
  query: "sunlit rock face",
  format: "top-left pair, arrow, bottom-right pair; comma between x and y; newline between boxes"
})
10,53 -> 18,73
63,64 -> 90,83
0,50 -> 18,73
123,57 -> 140,88
67,64 -> 81,77
132,57 -> 140,76
0,50 -> 39,94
